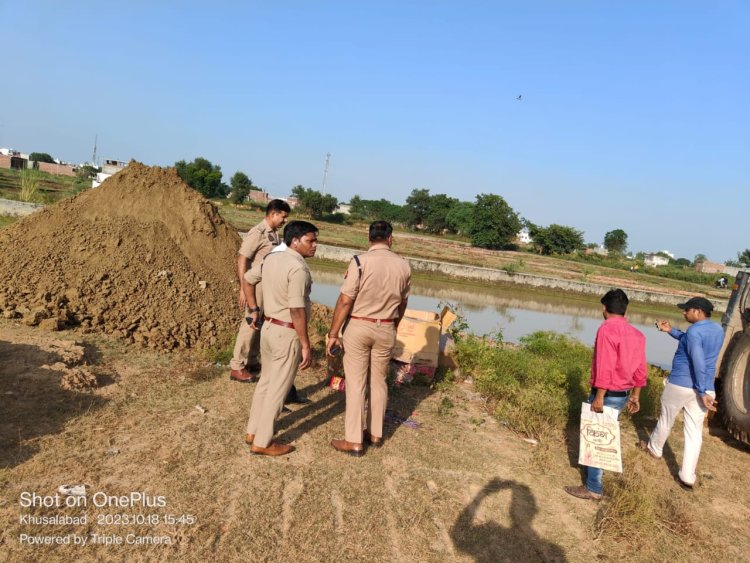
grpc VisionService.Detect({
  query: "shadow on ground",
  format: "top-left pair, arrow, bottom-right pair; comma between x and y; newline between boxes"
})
450,477 -> 567,562
0,340 -> 108,469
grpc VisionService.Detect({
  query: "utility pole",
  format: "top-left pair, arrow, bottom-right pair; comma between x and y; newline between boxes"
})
321,152 -> 331,194
92,134 -> 98,167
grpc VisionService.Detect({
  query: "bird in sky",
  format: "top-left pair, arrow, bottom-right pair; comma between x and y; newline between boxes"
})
516,95 -> 523,101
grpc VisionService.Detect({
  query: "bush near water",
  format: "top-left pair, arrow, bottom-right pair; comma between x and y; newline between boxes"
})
454,331 -> 664,440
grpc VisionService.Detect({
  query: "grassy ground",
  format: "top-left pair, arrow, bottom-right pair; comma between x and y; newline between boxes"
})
0,167 -> 86,203
213,202 -> 729,301
1,319 -> 748,562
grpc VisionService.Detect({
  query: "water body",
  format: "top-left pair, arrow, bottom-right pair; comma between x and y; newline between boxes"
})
309,265 -> 701,369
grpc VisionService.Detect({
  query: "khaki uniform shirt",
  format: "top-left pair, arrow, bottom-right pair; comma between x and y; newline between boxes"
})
245,249 -> 312,323
340,244 -> 411,319
239,219 -> 280,268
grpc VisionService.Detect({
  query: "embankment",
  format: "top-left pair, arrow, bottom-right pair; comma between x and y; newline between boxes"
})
314,244 -> 729,312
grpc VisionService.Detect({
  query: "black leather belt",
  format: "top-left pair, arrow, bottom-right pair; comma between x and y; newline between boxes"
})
592,388 -> 629,397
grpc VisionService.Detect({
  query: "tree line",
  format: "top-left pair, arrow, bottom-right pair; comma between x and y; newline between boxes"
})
173,156 -> 749,263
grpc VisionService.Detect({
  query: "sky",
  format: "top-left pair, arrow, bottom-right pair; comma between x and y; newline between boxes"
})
1,1 -> 748,262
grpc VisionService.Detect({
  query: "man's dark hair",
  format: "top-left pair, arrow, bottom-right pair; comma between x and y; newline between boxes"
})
266,199 -> 291,215
284,220 -> 318,246
601,289 -> 629,315
369,220 -> 393,242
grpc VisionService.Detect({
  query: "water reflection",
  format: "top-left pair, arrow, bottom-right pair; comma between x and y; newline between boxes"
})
310,266 -> 689,369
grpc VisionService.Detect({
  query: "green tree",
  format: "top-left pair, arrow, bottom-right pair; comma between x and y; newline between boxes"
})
29,152 -> 55,163
348,195 -> 408,224
405,188 -> 432,229
445,201 -> 474,235
175,157 -> 228,198
603,229 -> 628,254
737,249 -> 750,266
694,253 -> 707,264
291,185 -> 338,219
530,223 -> 584,255
469,194 -> 521,249
229,171 -> 253,204
674,257 -> 692,267
76,164 -> 99,180
424,193 -> 459,234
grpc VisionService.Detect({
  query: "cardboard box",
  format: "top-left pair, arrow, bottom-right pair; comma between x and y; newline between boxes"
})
393,317 -> 441,367
404,309 -> 439,322
393,307 -> 459,368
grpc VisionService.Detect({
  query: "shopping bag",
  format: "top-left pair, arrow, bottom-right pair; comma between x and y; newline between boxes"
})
578,403 -> 623,473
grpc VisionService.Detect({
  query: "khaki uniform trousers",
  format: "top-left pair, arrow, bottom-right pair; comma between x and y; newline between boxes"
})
342,319 -> 395,444
246,322 -> 301,448
230,283 -> 264,371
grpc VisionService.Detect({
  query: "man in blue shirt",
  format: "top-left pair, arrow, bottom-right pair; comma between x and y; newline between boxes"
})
641,297 -> 724,489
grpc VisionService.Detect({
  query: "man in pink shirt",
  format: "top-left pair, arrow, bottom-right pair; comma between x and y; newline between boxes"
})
565,288 -> 647,501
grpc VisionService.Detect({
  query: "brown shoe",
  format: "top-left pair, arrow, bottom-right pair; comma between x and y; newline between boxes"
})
230,369 -> 258,383
250,442 -> 295,456
245,434 -> 255,445
363,430 -> 383,448
331,439 -> 364,458
564,485 -> 602,501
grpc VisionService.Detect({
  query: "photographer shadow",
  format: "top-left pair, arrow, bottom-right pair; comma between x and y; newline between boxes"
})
450,477 -> 567,562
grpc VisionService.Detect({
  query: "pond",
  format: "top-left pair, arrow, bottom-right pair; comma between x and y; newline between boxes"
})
309,265 -> 705,370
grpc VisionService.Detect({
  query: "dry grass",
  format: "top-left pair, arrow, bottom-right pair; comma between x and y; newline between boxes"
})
2,318 -> 749,562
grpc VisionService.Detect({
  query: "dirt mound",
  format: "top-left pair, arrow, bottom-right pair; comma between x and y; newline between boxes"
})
0,162 -> 241,350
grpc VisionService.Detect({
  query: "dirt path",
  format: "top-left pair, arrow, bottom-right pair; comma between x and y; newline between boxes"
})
1,321 -> 748,562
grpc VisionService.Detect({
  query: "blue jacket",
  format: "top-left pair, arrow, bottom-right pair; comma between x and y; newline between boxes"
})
668,320 -> 724,395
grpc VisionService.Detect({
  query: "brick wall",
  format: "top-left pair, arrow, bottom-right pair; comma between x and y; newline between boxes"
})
37,162 -> 76,177
0,154 -> 10,169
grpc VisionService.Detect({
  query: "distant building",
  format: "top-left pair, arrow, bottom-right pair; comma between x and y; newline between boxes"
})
248,190 -> 270,204
585,245 -> 609,257
285,196 -> 299,208
37,162 -> 76,177
93,159 -> 127,188
335,203 -> 351,215
516,227 -> 532,244
660,250 -> 675,259
695,260 -> 725,274
645,253 -> 670,267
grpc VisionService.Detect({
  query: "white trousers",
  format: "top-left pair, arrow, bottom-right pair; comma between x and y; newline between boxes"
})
647,382 -> 714,485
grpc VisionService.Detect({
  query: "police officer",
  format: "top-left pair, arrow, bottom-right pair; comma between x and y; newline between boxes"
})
229,199 -> 290,382
243,221 -> 318,456
327,221 -> 411,457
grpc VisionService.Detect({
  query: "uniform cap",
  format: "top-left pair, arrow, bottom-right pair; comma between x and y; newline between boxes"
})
677,297 -> 714,314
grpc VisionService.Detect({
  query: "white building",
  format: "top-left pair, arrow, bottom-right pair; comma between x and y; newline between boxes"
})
92,159 -> 127,188
645,253 -> 670,267
516,227 -> 532,244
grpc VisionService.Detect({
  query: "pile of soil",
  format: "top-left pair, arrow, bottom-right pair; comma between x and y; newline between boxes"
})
0,162 -> 241,350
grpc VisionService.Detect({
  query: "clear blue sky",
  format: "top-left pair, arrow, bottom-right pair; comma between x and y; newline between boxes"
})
2,1 -> 747,262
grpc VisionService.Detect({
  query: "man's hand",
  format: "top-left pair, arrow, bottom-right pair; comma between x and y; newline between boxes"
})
246,311 -> 261,330
239,290 -> 247,309
326,336 -> 342,357
626,396 -> 640,414
656,320 -> 671,332
298,344 -> 312,370
702,394 -> 718,412
591,395 -> 604,413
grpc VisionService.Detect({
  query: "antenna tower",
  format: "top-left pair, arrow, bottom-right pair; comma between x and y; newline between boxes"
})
321,152 -> 331,194
92,134 -> 98,166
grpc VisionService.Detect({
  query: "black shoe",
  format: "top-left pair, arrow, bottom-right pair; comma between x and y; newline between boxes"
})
676,477 -> 694,492
284,385 -> 310,405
